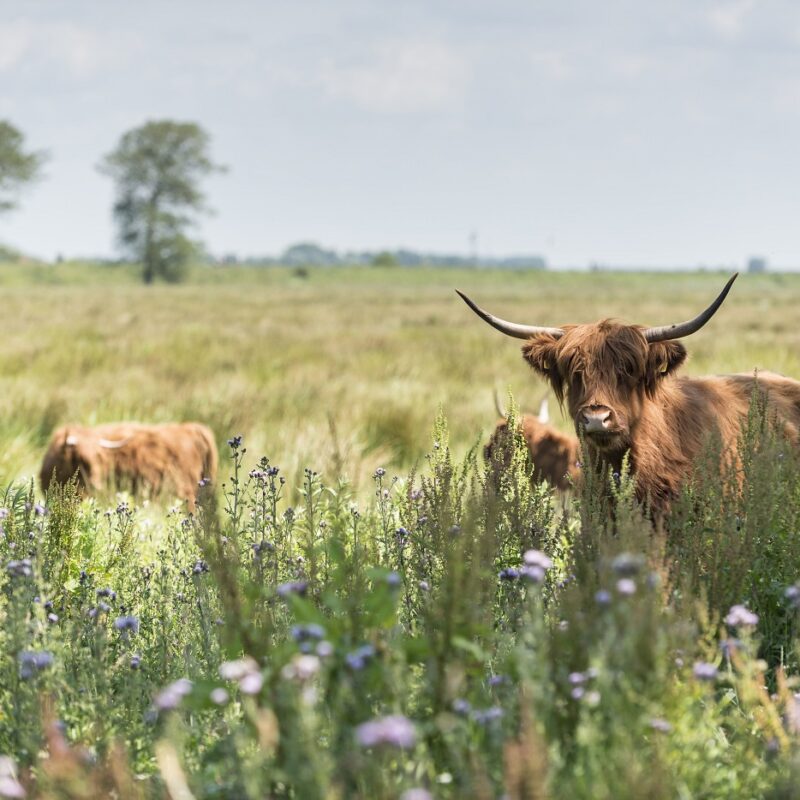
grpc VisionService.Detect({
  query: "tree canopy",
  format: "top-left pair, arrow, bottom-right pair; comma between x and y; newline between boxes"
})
99,120 -> 225,283
0,120 -> 46,214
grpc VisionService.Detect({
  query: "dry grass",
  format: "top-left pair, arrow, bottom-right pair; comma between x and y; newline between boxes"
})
0,262 -> 797,495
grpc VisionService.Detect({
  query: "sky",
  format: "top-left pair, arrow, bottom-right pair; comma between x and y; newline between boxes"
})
1,0 -> 800,267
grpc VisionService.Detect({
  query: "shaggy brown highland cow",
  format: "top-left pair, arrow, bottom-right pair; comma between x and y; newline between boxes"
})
459,274 -> 800,512
40,422 -> 218,508
485,396 -> 580,491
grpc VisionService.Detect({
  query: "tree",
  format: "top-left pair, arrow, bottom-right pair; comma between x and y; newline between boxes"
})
0,120 -> 46,214
99,120 -> 225,283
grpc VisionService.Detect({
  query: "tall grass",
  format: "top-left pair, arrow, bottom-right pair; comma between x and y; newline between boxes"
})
1,403 -> 800,797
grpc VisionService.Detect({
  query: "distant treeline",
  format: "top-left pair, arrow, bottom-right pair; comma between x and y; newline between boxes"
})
215,242 -> 548,270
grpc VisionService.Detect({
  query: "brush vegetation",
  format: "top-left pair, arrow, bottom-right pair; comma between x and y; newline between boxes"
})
1,263 -> 800,797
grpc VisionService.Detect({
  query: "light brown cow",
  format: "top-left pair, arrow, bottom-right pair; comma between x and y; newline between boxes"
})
40,422 -> 218,508
485,396 -> 580,491
458,274 -> 800,512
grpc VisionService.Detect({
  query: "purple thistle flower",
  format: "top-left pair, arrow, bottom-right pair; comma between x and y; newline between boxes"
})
611,552 -> 644,576
356,715 -> 417,749
154,678 -> 193,711
724,604 -> 759,628
692,661 -> 718,682
471,706 -> 504,725
385,571 -> 402,588
650,718 -> 672,733
198,477 -> 211,487
6,559 -> 32,578
291,623 -> 326,642
130,654 -> 141,670
499,567 -> 519,581
523,549 -> 553,570
594,589 -> 612,607
616,578 -> 636,596
276,581 -> 308,598
114,615 -> 140,634
18,650 -> 53,680
785,584 -> 800,608
452,698 -> 471,715
519,565 -> 545,584
488,674 -> 507,687
210,687 -> 229,705
33,503 -> 46,517
568,672 -> 585,686
345,644 -> 375,671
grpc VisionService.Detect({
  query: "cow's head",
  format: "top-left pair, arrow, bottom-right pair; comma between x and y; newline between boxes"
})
458,274 -> 737,454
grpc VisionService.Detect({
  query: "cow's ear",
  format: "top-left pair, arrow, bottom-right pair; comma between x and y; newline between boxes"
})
522,337 -> 559,379
646,341 -> 686,389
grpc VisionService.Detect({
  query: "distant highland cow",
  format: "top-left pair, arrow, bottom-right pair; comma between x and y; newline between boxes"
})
40,422 -> 218,508
485,395 -> 580,491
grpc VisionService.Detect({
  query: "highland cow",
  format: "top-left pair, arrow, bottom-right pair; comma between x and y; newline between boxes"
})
485,395 -> 580,491
459,273 -> 800,512
40,422 -> 218,508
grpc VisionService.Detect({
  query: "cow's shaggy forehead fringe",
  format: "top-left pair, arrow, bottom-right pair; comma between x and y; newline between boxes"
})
548,321 -> 650,402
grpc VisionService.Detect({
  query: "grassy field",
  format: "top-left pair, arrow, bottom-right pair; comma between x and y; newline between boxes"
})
1,261 -> 798,495
4,263 -> 800,798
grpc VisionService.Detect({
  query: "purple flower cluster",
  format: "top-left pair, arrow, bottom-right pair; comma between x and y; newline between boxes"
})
355,715 -> 417,749
18,650 -> 53,680
692,661 -> 718,682
6,559 -> 32,578
724,604 -> 759,628
345,644 -> 376,671
277,581 -> 308,598
114,615 -> 140,634
154,678 -> 193,711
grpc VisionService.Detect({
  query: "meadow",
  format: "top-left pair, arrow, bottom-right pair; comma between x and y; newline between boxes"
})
3,262 -> 800,798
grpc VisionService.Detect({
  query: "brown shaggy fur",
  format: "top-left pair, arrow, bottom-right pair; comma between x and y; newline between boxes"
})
40,422 -> 218,508
485,413 -> 580,490
521,320 -> 800,512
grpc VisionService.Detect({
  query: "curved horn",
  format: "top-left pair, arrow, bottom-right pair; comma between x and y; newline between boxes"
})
456,290 -> 564,340
493,389 -> 507,418
537,397 -> 550,424
643,273 -> 738,343
98,437 -> 130,449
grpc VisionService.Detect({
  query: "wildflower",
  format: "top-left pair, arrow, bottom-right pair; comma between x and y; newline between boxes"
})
345,644 -> 375,671
47,613 -> 58,624
523,549 -> 553,570
616,578 -> 636,596
154,678 -> 193,711
316,640 -> 334,658
240,672 -> 264,695
488,675 -> 507,687
0,509 -> 8,520
96,587 -> 116,600
452,699 -> 471,715
785,584 -> 800,608
594,589 -> 612,607
650,718 -> 672,733
219,657 -> 259,682
291,623 -> 326,642
0,757 -> 25,799
130,654 -> 141,670
227,435 -> 243,449
374,467 -> 386,478
611,552 -> 644,576
724,604 -> 759,628
281,654 -> 321,682
192,560 -> 209,575
18,650 -> 53,680
210,688 -> 229,706
380,571 -> 400,590
198,477 -> 211,488
692,662 -> 718,682
6,559 -> 32,578
720,638 -> 742,658
499,567 -> 519,581
418,580 -> 430,592
568,672 -> 585,686
395,526 -> 410,539
401,790 -> 433,800
519,565 -> 546,584
570,687 -> 585,700
33,503 -> 46,517
276,581 -> 308,598
356,715 -> 417,749
471,706 -> 504,725
114,616 -> 140,634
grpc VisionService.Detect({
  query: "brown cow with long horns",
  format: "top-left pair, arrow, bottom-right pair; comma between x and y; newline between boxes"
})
458,274 -> 800,511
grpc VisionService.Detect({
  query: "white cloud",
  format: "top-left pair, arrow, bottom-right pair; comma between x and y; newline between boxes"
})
0,19 -> 139,77
319,38 -> 468,114
707,0 -> 757,39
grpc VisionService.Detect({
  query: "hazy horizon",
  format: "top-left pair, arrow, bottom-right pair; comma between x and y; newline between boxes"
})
2,1 -> 799,268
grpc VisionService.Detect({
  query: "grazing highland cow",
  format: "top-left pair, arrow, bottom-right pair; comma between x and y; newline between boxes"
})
485,395 -> 580,491
40,422 -> 218,508
459,274 -> 800,512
